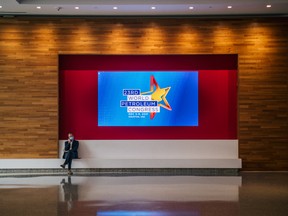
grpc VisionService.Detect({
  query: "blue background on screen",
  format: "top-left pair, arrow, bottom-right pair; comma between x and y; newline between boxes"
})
97,211 -> 199,216
98,71 -> 198,126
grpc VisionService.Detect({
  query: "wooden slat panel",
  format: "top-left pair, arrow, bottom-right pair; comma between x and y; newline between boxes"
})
0,17 -> 287,170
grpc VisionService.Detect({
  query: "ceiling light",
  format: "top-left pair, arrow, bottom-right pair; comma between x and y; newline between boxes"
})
36,6 -> 41,9
151,6 -> 156,10
113,6 -> 118,10
75,6 -> 79,10
227,6 -> 232,9
266,5 -> 272,8
0,6 -> 2,9
189,6 -> 194,10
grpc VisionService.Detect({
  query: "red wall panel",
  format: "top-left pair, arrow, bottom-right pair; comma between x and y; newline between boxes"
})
59,55 -> 237,140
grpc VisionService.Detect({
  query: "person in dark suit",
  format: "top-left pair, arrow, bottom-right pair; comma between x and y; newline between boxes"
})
60,133 -> 79,175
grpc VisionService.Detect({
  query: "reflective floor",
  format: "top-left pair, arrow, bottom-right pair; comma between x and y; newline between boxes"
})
0,172 -> 287,216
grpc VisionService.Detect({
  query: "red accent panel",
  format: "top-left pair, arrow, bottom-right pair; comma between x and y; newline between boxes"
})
59,55 -> 237,140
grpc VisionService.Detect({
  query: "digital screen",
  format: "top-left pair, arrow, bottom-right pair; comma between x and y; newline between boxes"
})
97,211 -> 198,216
98,71 -> 198,126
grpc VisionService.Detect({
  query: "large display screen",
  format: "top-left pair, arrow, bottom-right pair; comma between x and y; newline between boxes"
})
98,71 -> 198,126
97,211 -> 198,216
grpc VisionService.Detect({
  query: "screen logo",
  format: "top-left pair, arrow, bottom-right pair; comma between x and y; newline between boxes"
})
120,75 -> 171,119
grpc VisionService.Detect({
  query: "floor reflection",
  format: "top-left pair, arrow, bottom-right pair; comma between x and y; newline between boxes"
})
0,173 -> 287,216
58,176 -> 239,216
60,176 -> 78,213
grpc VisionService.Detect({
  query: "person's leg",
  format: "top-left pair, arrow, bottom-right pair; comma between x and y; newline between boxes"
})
68,157 -> 72,170
61,151 -> 72,168
67,152 -> 73,175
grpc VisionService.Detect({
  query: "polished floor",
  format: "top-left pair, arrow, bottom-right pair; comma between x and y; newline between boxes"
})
0,172 -> 287,216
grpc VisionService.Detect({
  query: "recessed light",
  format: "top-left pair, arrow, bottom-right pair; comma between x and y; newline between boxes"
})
151,6 -> 156,10
75,6 -> 79,10
227,6 -> 232,9
189,6 -> 194,10
36,6 -> 41,9
0,6 -> 2,9
266,5 -> 272,8
113,6 -> 118,10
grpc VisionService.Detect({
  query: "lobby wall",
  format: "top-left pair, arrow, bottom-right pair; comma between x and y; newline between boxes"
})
0,17 -> 287,170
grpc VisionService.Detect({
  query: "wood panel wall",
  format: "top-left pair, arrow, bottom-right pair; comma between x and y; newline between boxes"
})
0,17 -> 287,170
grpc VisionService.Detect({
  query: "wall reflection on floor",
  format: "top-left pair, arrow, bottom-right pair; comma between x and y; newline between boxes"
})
1,173 -> 287,216
58,176 -> 240,216
0,175 -> 241,216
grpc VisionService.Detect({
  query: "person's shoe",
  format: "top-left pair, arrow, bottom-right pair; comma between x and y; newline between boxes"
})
60,164 -> 65,169
68,170 -> 73,175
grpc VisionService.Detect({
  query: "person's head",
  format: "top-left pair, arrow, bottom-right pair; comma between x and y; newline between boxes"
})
68,133 -> 74,141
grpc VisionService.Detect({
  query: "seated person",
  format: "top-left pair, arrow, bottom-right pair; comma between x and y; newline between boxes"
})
60,133 -> 79,175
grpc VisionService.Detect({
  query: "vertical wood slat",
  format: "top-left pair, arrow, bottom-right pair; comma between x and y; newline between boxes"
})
0,17 -> 287,170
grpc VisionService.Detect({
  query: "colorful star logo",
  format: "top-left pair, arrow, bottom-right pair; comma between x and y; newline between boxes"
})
141,75 -> 172,119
